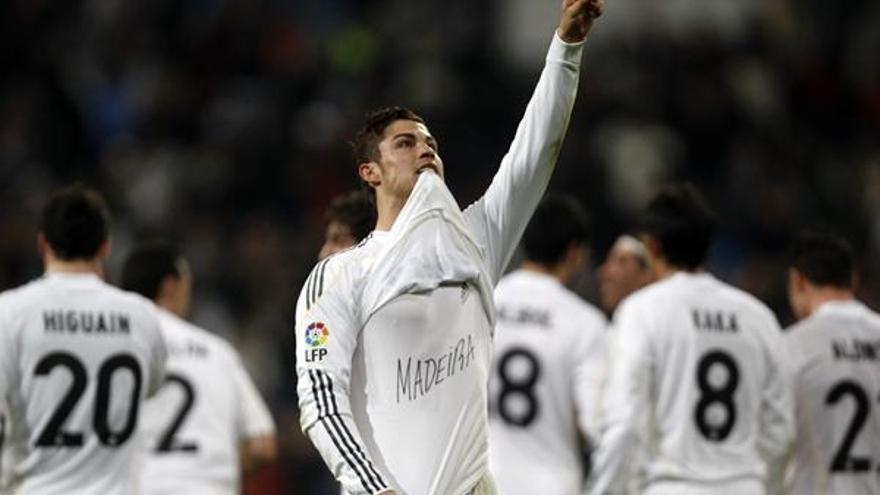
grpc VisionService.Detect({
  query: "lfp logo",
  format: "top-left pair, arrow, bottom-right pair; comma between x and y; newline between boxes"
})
304,322 -> 329,362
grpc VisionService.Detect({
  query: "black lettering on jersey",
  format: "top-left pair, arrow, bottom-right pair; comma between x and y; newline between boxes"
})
396,334 -> 477,403
167,340 -> 210,358
43,310 -> 131,335
691,309 -> 738,333
497,305 -> 551,328
832,339 -> 880,362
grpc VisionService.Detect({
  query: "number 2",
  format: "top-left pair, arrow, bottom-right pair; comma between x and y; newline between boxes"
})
825,380 -> 877,473
155,374 -> 199,453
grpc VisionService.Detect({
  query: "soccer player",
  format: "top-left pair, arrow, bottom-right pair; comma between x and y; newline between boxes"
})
319,190 -> 376,260
294,1 -> 604,493
782,231 -> 880,494
588,184 -> 793,495
488,195 -> 607,495
598,234 -> 653,315
120,241 -> 278,495
0,185 -> 167,494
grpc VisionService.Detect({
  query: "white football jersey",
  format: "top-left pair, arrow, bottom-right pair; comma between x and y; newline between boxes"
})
139,309 -> 276,495
0,272 -> 167,495
589,272 -> 793,495
488,270 -> 607,495
295,32 -> 586,495
783,300 -> 880,495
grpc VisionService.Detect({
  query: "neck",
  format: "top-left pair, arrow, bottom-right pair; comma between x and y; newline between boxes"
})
808,287 -> 855,315
521,260 -> 569,284
653,258 -> 700,280
374,193 -> 406,231
45,258 -> 103,277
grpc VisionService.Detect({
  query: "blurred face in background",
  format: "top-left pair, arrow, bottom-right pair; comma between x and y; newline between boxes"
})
319,220 -> 356,260
361,119 -> 444,205
599,236 -> 654,313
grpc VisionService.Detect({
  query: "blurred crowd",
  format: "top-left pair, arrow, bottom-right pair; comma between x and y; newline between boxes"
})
1,0 -> 879,492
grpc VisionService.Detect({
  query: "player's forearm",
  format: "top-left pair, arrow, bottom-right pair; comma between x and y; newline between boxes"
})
298,368 -> 393,495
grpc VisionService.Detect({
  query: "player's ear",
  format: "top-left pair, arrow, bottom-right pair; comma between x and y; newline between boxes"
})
788,268 -> 804,291
358,162 -> 382,188
97,239 -> 111,259
36,232 -> 48,258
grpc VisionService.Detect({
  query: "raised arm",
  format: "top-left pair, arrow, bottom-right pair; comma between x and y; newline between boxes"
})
464,0 -> 603,283
294,259 -> 394,495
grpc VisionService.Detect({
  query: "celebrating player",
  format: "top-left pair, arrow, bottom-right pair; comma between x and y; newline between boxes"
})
782,230 -> 880,494
588,184 -> 793,495
121,241 -> 277,495
0,185 -> 167,494
319,190 -> 376,260
293,1 -> 604,493
488,195 -> 607,495
598,234 -> 654,315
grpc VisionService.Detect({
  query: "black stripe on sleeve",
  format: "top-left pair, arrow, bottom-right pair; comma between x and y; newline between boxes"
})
304,269 -> 316,311
320,371 -> 389,490
309,259 -> 329,309
309,370 -> 379,493
317,259 -> 328,300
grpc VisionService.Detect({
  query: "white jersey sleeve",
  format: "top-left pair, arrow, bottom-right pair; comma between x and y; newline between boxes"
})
295,257 -> 392,495
572,316 -> 608,449
463,32 -> 584,283
588,295 -> 653,495
230,352 -> 275,438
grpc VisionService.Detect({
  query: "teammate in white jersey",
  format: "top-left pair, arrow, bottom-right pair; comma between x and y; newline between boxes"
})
121,241 -> 278,495
488,195 -> 607,495
319,190 -> 376,260
598,235 -> 653,316
782,230 -> 880,495
0,185 -> 167,495
588,184 -> 793,495
294,3 -> 604,494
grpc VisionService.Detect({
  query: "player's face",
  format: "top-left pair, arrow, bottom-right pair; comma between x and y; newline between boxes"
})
598,246 -> 649,312
319,221 -> 356,260
371,119 -> 444,201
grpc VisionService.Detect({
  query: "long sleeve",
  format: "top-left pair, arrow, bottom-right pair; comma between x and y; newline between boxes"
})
757,316 -> 794,494
294,258 -> 393,495
463,32 -> 585,283
587,301 -> 652,495
572,311 -> 608,447
230,350 -> 276,439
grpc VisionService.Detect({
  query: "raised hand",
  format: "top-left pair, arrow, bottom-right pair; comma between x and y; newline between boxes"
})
558,0 -> 604,43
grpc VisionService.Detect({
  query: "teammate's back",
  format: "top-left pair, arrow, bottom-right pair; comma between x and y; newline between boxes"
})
613,272 -> 788,490
488,197 -> 606,495
589,184 -> 792,495
0,185 -> 167,495
121,242 -> 277,495
783,231 -> 880,495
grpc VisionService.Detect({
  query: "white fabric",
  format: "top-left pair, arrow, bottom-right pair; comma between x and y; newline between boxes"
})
588,272 -> 793,495
139,310 -> 276,495
0,273 -> 167,495
294,31 -> 585,495
488,270 -> 607,495
783,300 -> 880,495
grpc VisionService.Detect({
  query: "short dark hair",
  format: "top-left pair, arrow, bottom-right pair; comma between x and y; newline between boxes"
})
523,195 -> 590,266
326,190 -> 376,241
352,106 -> 425,166
789,229 -> 854,289
640,183 -> 717,270
40,184 -> 111,261
121,241 -> 184,301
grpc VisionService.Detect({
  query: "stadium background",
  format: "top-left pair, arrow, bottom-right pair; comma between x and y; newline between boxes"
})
1,0 -> 879,492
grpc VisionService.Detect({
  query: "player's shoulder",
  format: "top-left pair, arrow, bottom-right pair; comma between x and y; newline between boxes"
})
297,238 -> 377,308
158,310 -> 236,357
708,276 -> 777,323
